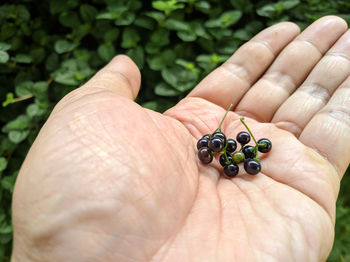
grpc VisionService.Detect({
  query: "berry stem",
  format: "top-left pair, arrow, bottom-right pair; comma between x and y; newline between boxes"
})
216,104 -> 233,132
223,143 -> 231,164
240,117 -> 258,145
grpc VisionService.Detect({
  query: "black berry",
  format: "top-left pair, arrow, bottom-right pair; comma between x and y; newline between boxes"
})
202,134 -> 210,140
236,131 -> 250,144
232,151 -> 245,164
226,139 -> 237,153
198,147 -> 213,164
224,163 -> 239,178
242,145 -> 256,159
212,132 -> 226,145
197,138 -> 209,150
208,137 -> 224,152
219,154 -> 233,167
244,159 -> 261,175
257,138 -> 272,153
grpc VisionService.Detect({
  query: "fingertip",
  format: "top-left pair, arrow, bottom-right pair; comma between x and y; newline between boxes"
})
107,55 -> 141,98
315,15 -> 348,30
272,21 -> 301,34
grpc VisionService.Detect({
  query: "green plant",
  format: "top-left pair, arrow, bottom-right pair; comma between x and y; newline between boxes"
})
1,0 -> 350,261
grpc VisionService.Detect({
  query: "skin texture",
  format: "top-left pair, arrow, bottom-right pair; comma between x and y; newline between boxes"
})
11,16 -> 350,262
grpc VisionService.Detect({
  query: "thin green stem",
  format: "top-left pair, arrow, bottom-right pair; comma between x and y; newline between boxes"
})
240,117 -> 258,145
222,140 -> 230,164
216,104 -> 233,132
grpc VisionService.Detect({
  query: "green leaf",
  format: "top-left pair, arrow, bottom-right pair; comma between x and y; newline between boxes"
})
2,115 -> 31,132
191,22 -> 211,39
147,49 -> 176,70
104,28 -> 120,42
45,53 -> 59,71
145,43 -> 161,55
154,82 -> 181,96
80,4 -> 98,23
176,59 -> 200,74
15,81 -> 33,97
8,130 -> 30,144
230,0 -> 253,12
194,1 -> 211,13
164,18 -> 190,31
177,31 -> 197,42
1,174 -> 17,193
53,59 -> 94,86
30,48 -> 46,64
54,72 -> 80,86
134,17 -> 155,30
115,12 -> 135,26
0,157 -> 7,172
161,66 -> 198,92
12,54 -> 32,64
33,81 -> 49,95
0,42 -> 11,51
257,0 -> 299,18
256,4 -> 277,18
54,40 -> 79,54
0,51 -> 9,64
121,28 -> 140,48
98,43 -> 116,62
141,99 -> 175,113
17,5 -> 30,20
205,10 -> 242,28
0,233 -> 12,245
26,103 -> 40,117
196,54 -> 226,72
280,0 -> 300,9
126,46 -> 144,69
152,0 -> 185,15
150,29 -> 170,46
145,11 -> 165,23
0,223 -> 12,234
96,6 -> 128,20
59,11 -> 81,27
207,28 -> 232,40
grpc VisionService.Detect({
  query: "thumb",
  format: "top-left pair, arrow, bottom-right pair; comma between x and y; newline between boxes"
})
58,55 -> 141,108
83,55 -> 141,100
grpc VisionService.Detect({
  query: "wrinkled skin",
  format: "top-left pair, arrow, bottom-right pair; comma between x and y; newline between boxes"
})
12,16 -> 350,262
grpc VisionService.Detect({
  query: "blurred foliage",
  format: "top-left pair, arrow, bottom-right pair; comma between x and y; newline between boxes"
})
0,0 -> 350,261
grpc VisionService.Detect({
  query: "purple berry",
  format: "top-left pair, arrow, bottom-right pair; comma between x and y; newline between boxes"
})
258,138 -> 272,153
197,138 -> 209,149
212,132 -> 226,145
208,137 -> 224,152
244,159 -> 261,175
198,147 -> 213,164
236,131 -> 250,144
219,154 -> 233,167
226,139 -> 237,153
224,163 -> 239,178
242,145 -> 256,159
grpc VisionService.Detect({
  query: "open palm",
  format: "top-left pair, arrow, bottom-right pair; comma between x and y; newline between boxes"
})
12,16 -> 350,262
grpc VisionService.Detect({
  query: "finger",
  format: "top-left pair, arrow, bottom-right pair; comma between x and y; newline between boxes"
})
77,55 -> 141,100
235,16 -> 347,122
299,78 -> 350,176
272,29 -> 350,136
187,22 -> 300,109
85,55 -> 141,99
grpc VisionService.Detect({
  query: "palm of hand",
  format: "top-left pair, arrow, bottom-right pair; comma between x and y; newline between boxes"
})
12,16 -> 350,262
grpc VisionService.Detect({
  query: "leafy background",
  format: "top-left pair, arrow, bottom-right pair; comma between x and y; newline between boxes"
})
0,0 -> 350,261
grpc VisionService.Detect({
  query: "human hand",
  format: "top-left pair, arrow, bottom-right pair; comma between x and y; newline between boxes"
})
12,16 -> 350,262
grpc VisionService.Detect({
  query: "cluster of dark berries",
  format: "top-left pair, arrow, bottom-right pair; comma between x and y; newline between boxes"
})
197,105 -> 272,178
